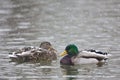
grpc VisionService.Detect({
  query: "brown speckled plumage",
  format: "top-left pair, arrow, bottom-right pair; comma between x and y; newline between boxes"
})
9,41 -> 57,63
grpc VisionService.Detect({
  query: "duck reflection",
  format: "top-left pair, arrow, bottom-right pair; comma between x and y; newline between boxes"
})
60,62 -> 105,80
61,65 -> 79,80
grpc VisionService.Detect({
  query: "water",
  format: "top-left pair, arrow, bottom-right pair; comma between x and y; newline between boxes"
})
0,0 -> 120,80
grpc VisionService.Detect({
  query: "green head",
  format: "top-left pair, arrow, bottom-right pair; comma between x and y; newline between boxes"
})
60,44 -> 79,57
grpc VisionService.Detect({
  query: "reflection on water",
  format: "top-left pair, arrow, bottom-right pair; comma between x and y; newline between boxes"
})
0,0 -> 120,80
61,66 -> 79,80
61,63 -> 116,80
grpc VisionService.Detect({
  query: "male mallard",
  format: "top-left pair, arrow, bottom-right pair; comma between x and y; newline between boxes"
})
60,44 -> 110,65
9,41 -> 57,63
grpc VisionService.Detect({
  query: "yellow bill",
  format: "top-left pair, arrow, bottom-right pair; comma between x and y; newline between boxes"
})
60,50 -> 67,56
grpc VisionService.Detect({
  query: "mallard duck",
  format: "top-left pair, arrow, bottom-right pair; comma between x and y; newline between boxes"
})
60,44 -> 110,65
9,41 -> 57,63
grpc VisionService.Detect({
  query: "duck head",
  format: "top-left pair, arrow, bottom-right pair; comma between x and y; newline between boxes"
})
40,41 -> 52,50
60,44 -> 79,57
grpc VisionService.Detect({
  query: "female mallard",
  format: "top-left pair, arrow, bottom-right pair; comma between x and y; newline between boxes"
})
9,41 -> 57,63
60,44 -> 110,65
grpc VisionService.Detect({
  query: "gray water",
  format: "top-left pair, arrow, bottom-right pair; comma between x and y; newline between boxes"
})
0,0 -> 120,80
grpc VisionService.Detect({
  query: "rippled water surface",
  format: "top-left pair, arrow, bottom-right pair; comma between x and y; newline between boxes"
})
0,0 -> 120,80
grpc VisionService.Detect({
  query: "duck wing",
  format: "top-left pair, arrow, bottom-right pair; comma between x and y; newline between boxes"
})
78,50 -> 109,61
